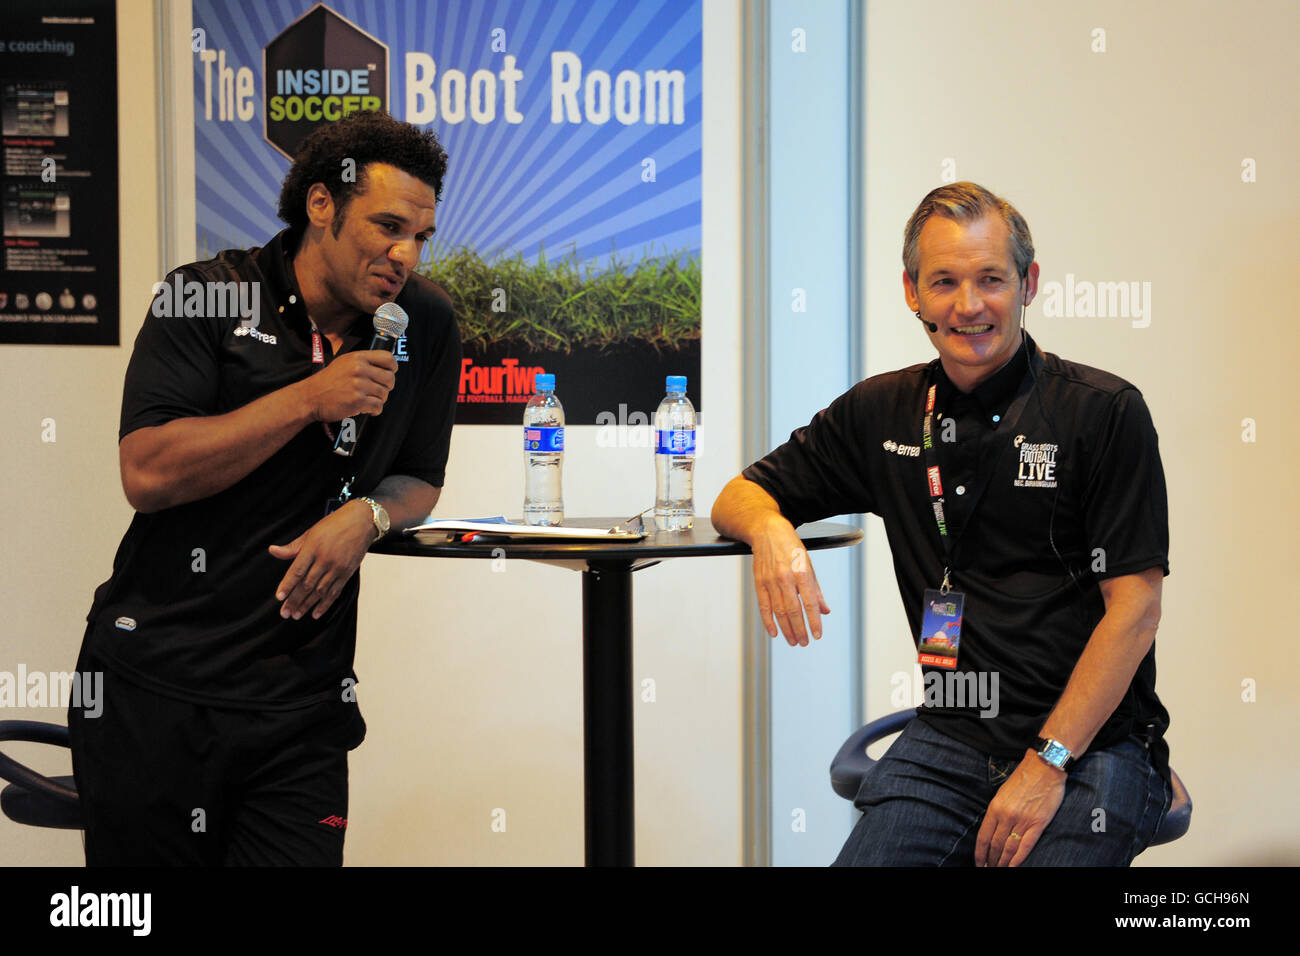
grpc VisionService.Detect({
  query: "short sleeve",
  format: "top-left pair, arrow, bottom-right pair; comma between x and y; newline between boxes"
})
1082,388 -> 1170,579
742,385 -> 875,526
387,295 -> 460,487
119,269 -> 225,439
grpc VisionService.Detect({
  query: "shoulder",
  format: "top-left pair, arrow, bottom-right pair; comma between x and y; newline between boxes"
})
397,274 -> 456,341
398,273 -> 454,320
848,361 -> 932,410
1039,352 -> 1160,458
1040,351 -> 1142,402
396,275 -> 460,374
784,361 -> 928,440
176,244 -> 266,283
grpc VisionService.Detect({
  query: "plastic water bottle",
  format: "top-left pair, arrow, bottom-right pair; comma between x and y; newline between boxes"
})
654,375 -> 696,531
523,373 -> 564,525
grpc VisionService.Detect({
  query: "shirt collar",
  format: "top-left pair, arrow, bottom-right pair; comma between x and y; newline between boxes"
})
254,227 -> 373,339
254,227 -> 311,332
934,330 -> 1037,418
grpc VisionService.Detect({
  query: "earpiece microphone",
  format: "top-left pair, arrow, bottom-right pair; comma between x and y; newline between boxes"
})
914,310 -> 938,333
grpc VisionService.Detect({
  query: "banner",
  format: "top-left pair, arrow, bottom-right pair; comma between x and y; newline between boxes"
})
0,0 -> 119,346
192,0 -> 702,423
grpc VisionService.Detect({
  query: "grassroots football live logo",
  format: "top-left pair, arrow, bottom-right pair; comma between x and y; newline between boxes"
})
1013,434 -> 1059,488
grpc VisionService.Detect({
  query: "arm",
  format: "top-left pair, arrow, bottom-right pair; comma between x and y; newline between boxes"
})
711,476 -> 830,647
974,566 -> 1164,867
120,350 -> 399,513
271,474 -> 441,621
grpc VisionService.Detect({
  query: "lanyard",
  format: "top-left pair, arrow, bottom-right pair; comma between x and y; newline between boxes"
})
920,349 -> 1043,593
311,327 -> 338,443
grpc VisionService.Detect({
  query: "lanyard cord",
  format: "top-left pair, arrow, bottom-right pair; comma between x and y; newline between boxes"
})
920,348 -> 1043,594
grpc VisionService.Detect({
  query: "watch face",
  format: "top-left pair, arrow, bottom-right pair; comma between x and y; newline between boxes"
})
1042,741 -> 1070,767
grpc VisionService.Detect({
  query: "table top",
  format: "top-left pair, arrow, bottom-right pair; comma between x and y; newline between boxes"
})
371,517 -> 862,562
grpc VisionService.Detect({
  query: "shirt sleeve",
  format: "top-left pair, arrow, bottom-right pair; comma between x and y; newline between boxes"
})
741,384 -> 876,526
387,292 -> 460,488
1082,387 -> 1170,579
119,268 -> 227,440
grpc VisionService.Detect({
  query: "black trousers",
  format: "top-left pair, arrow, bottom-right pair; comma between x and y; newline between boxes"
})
68,652 -> 366,866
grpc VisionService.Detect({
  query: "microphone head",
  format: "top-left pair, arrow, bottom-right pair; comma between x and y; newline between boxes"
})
374,301 -> 409,338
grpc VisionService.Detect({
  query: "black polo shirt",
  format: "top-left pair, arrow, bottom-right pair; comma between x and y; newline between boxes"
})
744,332 -> 1170,769
84,228 -> 460,708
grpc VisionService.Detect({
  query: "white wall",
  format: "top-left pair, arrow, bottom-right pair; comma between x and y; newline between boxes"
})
861,0 -> 1300,865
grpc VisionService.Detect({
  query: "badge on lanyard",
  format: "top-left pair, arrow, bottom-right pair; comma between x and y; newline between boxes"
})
918,587 -> 964,669
919,381 -> 964,669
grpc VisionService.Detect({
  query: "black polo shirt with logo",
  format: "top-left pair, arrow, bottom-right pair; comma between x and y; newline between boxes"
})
83,228 -> 460,709
743,332 -> 1171,773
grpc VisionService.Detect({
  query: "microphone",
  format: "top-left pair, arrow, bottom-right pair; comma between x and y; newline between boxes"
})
915,310 -> 938,333
333,301 -> 409,458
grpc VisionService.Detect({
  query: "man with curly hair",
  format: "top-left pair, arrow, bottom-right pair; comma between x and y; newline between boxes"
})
69,111 -> 460,865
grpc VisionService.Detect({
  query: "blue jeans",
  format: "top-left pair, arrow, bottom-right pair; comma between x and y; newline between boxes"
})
832,718 -> 1170,866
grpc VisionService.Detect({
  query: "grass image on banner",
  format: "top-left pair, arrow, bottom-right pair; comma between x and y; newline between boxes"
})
422,246 -> 701,354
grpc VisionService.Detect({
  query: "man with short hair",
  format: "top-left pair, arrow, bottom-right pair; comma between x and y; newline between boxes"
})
69,111 -> 460,865
712,182 -> 1172,866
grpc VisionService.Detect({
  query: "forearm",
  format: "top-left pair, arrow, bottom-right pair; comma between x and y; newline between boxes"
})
1037,571 -> 1163,757
711,475 -> 791,543
369,474 -> 441,535
120,379 -> 316,513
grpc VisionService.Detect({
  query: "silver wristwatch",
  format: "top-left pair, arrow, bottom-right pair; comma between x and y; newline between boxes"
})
1034,736 -> 1076,772
358,496 -> 390,541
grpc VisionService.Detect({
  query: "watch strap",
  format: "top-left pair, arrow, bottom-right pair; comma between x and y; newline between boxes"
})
357,496 -> 389,541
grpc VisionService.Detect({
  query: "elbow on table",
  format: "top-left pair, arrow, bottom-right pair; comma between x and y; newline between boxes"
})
709,476 -> 745,537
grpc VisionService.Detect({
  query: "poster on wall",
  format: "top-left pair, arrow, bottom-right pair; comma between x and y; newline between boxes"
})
192,0 -> 701,424
0,0 -> 118,346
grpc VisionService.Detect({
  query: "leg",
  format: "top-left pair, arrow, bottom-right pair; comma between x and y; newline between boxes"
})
69,659 -> 228,866
832,718 -> 991,867
223,698 -> 365,867
1020,734 -> 1170,867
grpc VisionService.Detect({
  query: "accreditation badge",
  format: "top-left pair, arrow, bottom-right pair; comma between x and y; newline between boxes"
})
917,588 -> 964,670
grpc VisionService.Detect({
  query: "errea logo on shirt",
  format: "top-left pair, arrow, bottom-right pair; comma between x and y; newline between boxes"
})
882,439 -> 921,457
233,325 -> 278,345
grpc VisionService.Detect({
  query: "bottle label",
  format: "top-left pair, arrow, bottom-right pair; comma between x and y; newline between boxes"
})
525,426 -> 564,452
656,429 -> 696,454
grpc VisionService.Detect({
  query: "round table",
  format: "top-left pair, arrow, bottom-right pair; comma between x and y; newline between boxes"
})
372,516 -> 862,866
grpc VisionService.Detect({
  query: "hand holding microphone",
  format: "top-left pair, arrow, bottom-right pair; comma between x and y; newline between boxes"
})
329,302 -> 409,457
296,302 -> 408,454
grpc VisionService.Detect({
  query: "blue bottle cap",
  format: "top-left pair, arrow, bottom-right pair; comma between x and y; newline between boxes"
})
535,373 -> 555,391
666,375 -> 687,392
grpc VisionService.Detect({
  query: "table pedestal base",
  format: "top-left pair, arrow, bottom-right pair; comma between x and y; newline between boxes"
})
582,560 -> 634,866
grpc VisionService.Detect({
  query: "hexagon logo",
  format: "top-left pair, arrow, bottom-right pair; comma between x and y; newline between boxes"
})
263,3 -> 389,161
